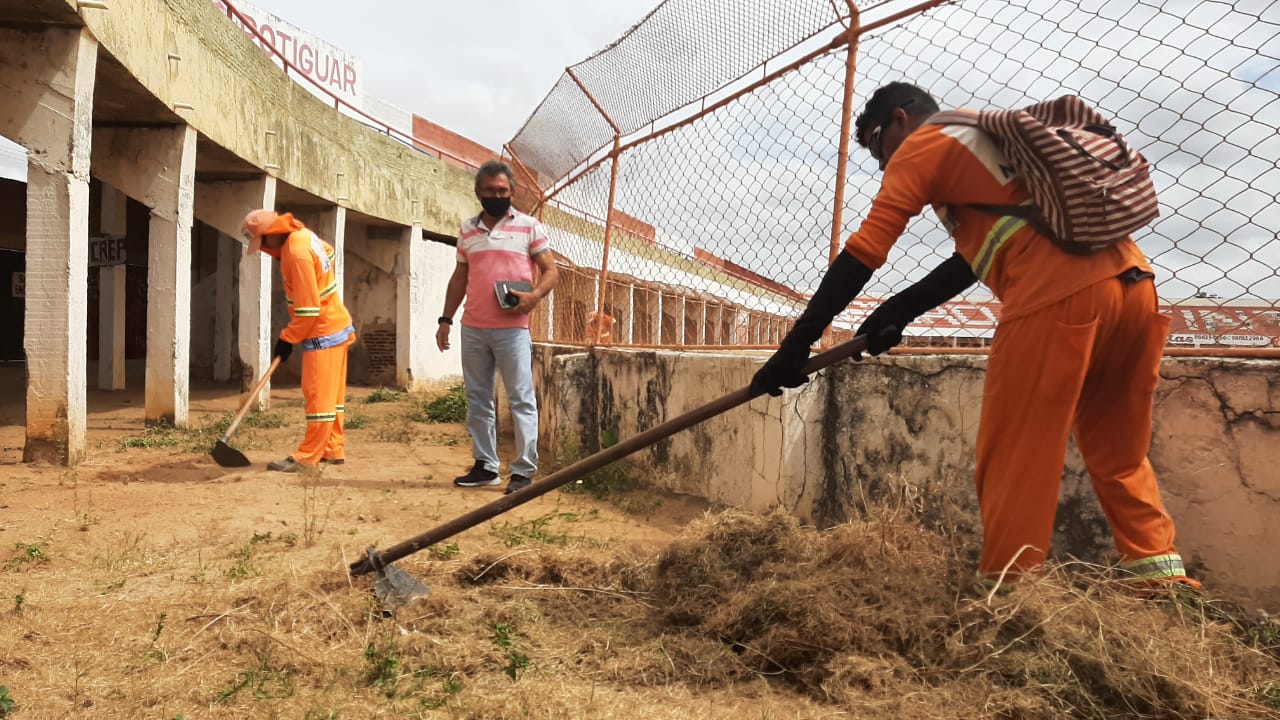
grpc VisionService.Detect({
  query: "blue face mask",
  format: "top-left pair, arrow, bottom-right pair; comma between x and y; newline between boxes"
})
481,197 -> 511,217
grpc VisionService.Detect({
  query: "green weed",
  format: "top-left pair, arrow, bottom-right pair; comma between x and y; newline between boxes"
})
4,541 -> 50,571
411,383 -> 467,423
250,531 -> 298,548
364,387 -> 404,403
559,434 -> 663,515
491,623 -> 531,680
427,542 -> 460,560
225,544 -> 258,579
343,412 -> 370,429
363,643 -> 402,698
490,511 -> 584,547
418,675 -> 463,709
0,685 -> 14,716
213,652 -> 294,703
242,410 -> 286,429
119,425 -> 181,450
151,611 -> 167,644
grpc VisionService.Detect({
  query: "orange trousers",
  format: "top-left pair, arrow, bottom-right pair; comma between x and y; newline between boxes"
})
293,335 -> 354,466
975,276 -> 1184,581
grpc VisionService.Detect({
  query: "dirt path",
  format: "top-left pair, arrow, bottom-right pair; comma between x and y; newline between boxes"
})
1,383 -> 796,719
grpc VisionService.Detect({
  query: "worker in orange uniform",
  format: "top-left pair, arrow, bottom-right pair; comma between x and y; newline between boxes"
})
241,209 -> 356,473
751,82 -> 1197,590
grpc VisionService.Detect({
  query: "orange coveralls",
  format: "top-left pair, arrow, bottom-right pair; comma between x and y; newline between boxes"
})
268,217 -> 355,467
844,123 -> 1188,584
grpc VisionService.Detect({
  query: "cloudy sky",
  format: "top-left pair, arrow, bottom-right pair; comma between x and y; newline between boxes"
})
248,0 -> 661,150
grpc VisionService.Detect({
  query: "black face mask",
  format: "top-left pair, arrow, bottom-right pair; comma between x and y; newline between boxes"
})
480,197 -> 511,217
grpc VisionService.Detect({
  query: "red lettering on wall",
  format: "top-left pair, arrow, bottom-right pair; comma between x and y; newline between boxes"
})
299,44 -> 314,74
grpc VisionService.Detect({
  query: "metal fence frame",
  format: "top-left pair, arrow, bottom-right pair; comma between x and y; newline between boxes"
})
506,0 -> 1280,357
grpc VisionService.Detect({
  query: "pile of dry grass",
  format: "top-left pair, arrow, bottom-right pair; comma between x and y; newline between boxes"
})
644,509 -> 1280,718
444,508 -> 1280,718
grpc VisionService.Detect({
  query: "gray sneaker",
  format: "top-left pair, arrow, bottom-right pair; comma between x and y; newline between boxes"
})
453,461 -> 500,487
266,456 -> 300,473
504,474 -> 532,495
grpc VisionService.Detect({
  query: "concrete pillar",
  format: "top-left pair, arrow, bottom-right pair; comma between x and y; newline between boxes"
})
396,223 -> 427,390
238,179 -> 276,406
90,123 -> 202,425
5,28 -> 98,464
139,126 -> 197,427
421,236 -> 463,379
313,205 -> 346,299
213,232 -> 235,382
98,185 -> 127,391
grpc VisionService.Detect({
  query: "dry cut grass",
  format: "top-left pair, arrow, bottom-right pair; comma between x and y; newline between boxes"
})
1,504 -> 1276,719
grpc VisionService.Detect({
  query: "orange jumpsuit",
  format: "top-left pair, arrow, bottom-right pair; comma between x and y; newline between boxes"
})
273,220 -> 355,467
843,123 -> 1189,584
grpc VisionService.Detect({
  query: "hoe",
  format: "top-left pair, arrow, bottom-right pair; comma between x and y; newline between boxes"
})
349,336 -> 870,612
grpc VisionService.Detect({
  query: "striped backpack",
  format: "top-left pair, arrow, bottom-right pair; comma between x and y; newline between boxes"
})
929,96 -> 1159,255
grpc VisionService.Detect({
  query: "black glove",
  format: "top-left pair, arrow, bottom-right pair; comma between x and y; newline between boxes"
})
856,253 -> 977,357
749,344 -> 810,397
273,337 -> 293,362
750,252 -> 874,397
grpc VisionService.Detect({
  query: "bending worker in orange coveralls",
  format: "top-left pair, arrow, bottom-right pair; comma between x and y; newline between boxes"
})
241,210 -> 356,473
751,82 -> 1197,589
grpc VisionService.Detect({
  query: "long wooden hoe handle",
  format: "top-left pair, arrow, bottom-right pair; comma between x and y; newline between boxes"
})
349,334 -> 870,576
222,356 -> 283,441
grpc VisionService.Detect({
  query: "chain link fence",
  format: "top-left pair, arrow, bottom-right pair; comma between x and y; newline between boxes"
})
510,0 -> 1280,353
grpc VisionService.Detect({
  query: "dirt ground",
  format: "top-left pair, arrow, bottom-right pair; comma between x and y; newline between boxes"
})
0,378 -> 788,719
1,375 -> 1277,719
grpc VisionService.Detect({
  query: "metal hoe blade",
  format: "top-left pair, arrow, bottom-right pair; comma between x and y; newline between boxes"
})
367,547 -> 429,615
211,438 -> 251,468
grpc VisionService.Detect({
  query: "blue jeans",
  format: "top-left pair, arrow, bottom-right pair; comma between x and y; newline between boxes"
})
459,325 -> 538,477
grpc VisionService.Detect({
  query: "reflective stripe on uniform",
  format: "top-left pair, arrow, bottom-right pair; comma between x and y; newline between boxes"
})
293,307 -> 321,317
319,281 -> 338,299
1120,553 -> 1187,580
971,214 -> 1029,283
305,412 -> 338,423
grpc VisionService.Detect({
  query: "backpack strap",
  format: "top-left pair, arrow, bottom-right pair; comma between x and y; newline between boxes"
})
927,110 -> 1087,253
926,109 -> 980,127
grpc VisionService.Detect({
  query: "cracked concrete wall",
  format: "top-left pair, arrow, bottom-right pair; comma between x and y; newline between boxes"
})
534,345 -> 1280,614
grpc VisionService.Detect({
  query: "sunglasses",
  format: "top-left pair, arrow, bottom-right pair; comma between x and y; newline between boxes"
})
867,98 -> 916,163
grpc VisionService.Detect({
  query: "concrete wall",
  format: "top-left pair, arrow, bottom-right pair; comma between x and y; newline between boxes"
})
535,345 -> 1280,615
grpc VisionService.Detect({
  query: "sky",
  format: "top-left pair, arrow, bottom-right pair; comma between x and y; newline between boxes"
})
247,0 -> 662,151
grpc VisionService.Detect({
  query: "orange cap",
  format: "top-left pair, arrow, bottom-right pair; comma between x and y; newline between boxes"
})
239,209 -> 303,254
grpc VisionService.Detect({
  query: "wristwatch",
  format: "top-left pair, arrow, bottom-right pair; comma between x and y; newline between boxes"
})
438,316 -> 453,325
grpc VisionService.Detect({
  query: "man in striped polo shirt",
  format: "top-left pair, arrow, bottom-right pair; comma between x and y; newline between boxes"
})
437,161 -> 559,495
241,209 -> 356,473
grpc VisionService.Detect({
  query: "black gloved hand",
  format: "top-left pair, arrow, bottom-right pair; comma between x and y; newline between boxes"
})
750,251 -> 874,398
273,337 -> 293,362
856,298 -> 912,357
855,253 -> 977,358
749,344 -> 810,397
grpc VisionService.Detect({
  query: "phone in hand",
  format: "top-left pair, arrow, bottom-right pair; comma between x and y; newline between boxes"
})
495,280 -> 532,309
